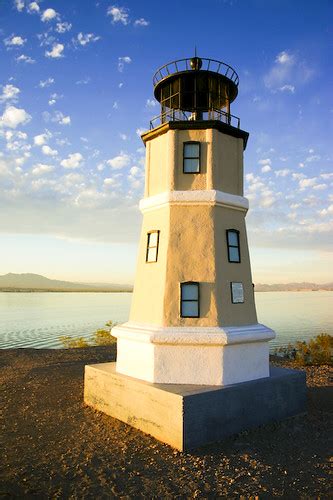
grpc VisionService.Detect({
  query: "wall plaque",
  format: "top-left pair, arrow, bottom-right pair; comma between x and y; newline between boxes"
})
231,282 -> 244,303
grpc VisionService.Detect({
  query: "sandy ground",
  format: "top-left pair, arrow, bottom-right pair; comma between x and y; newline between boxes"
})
1,346 -> 332,498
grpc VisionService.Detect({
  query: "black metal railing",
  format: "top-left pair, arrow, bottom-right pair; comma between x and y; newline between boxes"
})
149,108 -> 240,130
153,58 -> 239,87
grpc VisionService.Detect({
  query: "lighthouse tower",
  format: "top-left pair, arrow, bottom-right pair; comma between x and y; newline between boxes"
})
112,56 -> 275,386
85,56 -> 306,450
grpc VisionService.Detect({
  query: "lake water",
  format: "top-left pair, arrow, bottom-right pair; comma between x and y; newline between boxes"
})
0,291 -> 332,351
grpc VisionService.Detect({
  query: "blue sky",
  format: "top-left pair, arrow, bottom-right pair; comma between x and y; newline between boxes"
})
0,0 -> 332,284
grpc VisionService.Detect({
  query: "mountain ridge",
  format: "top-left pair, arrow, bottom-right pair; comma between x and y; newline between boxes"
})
0,273 -> 133,292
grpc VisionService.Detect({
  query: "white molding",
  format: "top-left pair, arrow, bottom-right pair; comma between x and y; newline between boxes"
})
139,190 -> 249,213
112,322 -> 275,346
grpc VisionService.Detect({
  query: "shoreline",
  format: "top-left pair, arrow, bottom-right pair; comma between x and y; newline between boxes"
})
0,289 -> 332,293
1,346 -> 331,497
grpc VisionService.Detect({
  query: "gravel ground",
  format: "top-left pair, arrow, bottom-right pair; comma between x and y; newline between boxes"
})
1,346 -> 332,498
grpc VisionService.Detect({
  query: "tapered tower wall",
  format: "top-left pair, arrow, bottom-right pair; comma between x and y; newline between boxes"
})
129,205 -> 169,325
145,127 -> 244,196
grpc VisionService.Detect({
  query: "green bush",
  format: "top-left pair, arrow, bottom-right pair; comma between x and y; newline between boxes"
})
60,320 -> 117,348
59,336 -> 90,348
276,333 -> 332,366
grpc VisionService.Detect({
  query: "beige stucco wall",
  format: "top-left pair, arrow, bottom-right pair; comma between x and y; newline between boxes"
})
212,131 -> 243,196
163,204 -> 256,327
145,127 -> 244,196
130,123 -> 255,328
129,205 -> 169,325
213,205 -> 257,326
130,203 -> 257,328
164,205 -> 217,327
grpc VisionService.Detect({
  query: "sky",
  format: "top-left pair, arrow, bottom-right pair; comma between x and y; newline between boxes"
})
0,0 -> 332,284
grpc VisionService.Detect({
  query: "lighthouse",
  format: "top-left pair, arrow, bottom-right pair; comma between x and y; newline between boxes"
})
84,56 -> 306,450
112,55 -> 275,386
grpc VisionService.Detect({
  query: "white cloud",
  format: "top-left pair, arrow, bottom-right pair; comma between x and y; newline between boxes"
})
136,127 -> 146,136
134,18 -> 149,26
299,177 -> 317,189
27,1 -> 40,13
39,77 -> 54,88
264,50 -> 313,92
76,77 -> 91,85
0,106 -> 31,129
275,169 -> 290,177
45,43 -> 64,58
59,115 -> 70,125
146,98 -> 157,108
119,133 -> 127,140
261,164 -> 271,173
305,154 -> 321,163
48,93 -> 61,106
0,84 -> 20,102
56,22 -> 72,33
118,56 -> 131,72
107,152 -> 130,170
42,145 -> 57,156
312,183 -> 327,191
61,153 -> 83,169
279,84 -> 295,93
41,8 -> 58,21
14,0 -> 25,12
4,35 -> 26,47
76,33 -> 101,46
320,173 -> 333,180
258,158 -> 271,166
32,163 -> 54,175
129,166 -> 140,176
318,204 -> 333,217
107,5 -> 129,25
34,132 -> 49,146
16,54 -> 35,63
275,51 -> 294,65
104,177 -> 117,186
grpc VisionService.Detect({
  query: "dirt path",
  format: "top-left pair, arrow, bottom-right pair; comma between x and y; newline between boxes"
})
1,347 -> 332,498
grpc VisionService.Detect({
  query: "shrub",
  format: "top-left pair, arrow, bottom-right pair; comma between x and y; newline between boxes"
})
59,336 -> 90,349
91,320 -> 117,346
276,333 -> 332,366
59,320 -> 117,348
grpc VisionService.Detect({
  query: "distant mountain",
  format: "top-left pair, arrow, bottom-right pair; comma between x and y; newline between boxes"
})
0,273 -> 133,292
254,282 -> 333,292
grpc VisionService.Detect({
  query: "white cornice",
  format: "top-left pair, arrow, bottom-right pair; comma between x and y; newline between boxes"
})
112,322 -> 275,346
139,190 -> 249,213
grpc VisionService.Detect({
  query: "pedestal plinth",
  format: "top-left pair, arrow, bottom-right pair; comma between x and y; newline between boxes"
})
84,362 -> 306,451
112,322 -> 276,386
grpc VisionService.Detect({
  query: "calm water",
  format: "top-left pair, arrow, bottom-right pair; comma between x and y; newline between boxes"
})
0,291 -> 332,350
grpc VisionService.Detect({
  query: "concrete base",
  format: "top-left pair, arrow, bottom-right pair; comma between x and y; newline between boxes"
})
84,362 -> 306,451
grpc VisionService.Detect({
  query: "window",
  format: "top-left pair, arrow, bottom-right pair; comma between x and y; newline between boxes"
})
183,142 -> 200,173
226,229 -> 240,263
146,231 -> 160,263
180,282 -> 200,318
230,282 -> 244,304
